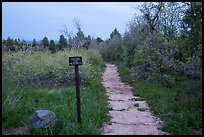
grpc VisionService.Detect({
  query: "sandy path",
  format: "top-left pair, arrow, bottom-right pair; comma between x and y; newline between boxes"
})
101,63 -> 168,135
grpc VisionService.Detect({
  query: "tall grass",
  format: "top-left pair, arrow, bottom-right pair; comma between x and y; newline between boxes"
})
116,63 -> 202,135
2,49 -> 110,135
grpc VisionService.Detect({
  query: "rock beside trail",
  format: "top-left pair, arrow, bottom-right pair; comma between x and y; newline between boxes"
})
29,110 -> 57,128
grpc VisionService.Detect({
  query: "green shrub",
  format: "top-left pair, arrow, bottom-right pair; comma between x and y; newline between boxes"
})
2,49 -> 104,88
160,75 -> 176,88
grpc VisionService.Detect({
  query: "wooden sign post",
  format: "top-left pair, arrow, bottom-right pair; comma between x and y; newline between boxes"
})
69,57 -> 83,123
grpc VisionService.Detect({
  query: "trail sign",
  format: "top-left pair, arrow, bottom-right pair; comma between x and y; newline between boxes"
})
69,56 -> 83,123
69,57 -> 83,66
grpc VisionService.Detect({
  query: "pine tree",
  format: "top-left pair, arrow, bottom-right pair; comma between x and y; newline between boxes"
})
96,37 -> 103,45
110,28 -> 121,39
49,40 -> 58,53
41,37 -> 49,49
6,37 -> 15,52
6,36 -> 13,47
58,35 -> 67,50
14,39 -> 19,45
84,35 -> 91,50
32,38 -> 37,47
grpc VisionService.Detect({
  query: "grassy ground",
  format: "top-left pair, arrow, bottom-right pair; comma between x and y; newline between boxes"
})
2,50 -> 110,135
2,78 -> 110,135
116,63 -> 202,135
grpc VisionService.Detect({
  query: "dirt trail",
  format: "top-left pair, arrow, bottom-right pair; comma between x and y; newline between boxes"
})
101,63 -> 168,135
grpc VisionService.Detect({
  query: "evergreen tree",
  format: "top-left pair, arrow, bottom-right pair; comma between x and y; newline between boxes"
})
17,38 -> 21,43
6,37 -> 15,52
6,36 -> 13,47
58,35 -> 67,50
41,37 -> 49,49
110,28 -> 121,39
49,39 -> 57,53
84,35 -> 91,50
96,37 -> 103,45
32,38 -> 37,47
14,39 -> 19,45
14,38 -> 21,51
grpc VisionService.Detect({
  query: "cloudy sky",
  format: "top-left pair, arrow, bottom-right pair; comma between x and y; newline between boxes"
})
2,2 -> 143,41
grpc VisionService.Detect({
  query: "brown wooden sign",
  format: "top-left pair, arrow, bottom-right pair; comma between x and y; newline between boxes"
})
69,56 -> 82,123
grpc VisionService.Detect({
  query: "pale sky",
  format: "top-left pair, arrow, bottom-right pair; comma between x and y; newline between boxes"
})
2,2 -> 143,41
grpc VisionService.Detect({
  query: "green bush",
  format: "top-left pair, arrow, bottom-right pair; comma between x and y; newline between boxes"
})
160,75 -> 176,88
2,49 -> 103,88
